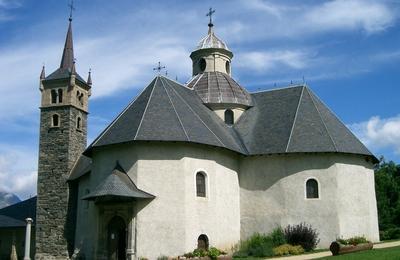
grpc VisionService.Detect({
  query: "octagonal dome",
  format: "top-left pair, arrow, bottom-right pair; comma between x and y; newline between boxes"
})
187,71 -> 253,107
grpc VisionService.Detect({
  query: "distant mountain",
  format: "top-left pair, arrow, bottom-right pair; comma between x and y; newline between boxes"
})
0,191 -> 21,209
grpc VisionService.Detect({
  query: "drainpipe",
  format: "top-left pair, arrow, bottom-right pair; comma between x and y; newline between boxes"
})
23,218 -> 33,260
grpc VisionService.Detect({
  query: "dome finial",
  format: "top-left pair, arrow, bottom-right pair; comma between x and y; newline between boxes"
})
206,7 -> 215,34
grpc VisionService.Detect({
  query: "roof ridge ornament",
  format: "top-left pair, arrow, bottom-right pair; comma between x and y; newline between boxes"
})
68,0 -> 75,22
153,61 -> 166,75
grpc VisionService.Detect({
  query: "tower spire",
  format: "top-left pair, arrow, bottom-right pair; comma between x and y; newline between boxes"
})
60,18 -> 74,70
40,65 -> 45,80
87,68 -> 92,86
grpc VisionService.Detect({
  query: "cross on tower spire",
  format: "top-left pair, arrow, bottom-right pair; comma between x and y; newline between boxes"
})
68,0 -> 75,21
153,62 -> 166,75
206,7 -> 215,27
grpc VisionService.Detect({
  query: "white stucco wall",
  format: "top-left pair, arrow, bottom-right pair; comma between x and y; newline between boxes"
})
76,142 -> 241,259
239,153 -> 379,248
74,144 -> 379,258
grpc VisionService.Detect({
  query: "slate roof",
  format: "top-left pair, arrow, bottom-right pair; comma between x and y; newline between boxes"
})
69,155 -> 92,181
0,197 -> 36,228
187,72 -> 253,107
234,85 -> 374,157
0,215 -> 26,228
83,76 -> 374,163
82,162 -> 154,201
85,76 -> 246,155
44,19 -> 87,84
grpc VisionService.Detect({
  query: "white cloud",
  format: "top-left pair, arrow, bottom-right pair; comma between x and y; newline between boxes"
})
241,0 -> 397,39
0,145 -> 37,199
0,0 -> 21,21
305,0 -> 396,33
236,50 -> 311,72
350,115 -> 400,155
371,49 -> 400,62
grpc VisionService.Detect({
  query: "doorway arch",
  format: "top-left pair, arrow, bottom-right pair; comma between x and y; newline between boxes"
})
107,216 -> 127,260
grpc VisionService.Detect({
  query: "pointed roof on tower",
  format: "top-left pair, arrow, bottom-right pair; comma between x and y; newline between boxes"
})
45,17 -> 86,83
60,19 -> 74,70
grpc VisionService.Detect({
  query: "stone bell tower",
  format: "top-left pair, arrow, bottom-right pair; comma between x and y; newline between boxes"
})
36,15 -> 91,259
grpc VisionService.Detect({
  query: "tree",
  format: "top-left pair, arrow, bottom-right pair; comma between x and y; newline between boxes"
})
374,157 -> 400,231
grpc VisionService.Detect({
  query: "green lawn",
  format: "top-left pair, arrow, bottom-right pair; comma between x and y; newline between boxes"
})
318,246 -> 400,259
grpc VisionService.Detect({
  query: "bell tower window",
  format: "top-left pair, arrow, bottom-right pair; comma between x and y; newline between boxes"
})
51,90 -> 57,104
52,114 -> 60,127
224,109 -> 234,125
58,89 -> 63,103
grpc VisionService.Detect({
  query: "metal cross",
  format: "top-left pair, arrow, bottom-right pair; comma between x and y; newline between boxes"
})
206,7 -> 215,25
153,62 -> 166,74
68,0 -> 75,21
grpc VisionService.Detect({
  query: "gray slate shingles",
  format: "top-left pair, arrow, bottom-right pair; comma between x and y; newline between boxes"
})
0,215 -> 26,228
188,72 -> 253,107
0,197 -> 36,227
82,163 -> 154,201
287,88 -> 337,152
234,86 -> 302,154
308,90 -> 372,155
84,77 -> 374,162
86,76 -> 245,155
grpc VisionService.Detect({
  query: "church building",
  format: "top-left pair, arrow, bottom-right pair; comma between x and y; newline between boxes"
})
2,8 -> 380,260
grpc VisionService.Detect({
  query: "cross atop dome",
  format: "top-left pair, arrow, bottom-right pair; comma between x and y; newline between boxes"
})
206,7 -> 215,28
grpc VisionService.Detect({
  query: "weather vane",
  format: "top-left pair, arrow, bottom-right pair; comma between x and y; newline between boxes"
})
153,62 -> 166,74
206,7 -> 215,26
68,0 -> 75,21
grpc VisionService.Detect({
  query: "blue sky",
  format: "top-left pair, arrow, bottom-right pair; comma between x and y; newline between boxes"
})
0,0 -> 399,199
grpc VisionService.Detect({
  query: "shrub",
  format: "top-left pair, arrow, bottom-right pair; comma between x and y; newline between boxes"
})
208,247 -> 226,259
289,245 -> 305,255
184,247 -> 226,259
381,227 -> 400,240
270,227 -> 286,247
192,248 -> 207,257
273,244 -> 305,256
157,256 -> 168,260
233,233 -> 274,257
337,236 -> 369,246
284,223 -> 320,251
348,236 -> 369,245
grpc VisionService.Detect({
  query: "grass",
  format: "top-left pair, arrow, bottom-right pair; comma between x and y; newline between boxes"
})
317,246 -> 400,259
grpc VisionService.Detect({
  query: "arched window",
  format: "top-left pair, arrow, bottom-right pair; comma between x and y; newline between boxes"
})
77,117 -> 82,130
80,93 -> 84,106
197,234 -> 209,250
196,172 -> 206,197
58,89 -> 63,103
199,58 -> 206,72
52,114 -> 59,127
225,61 -> 231,74
224,109 -> 234,125
51,90 -> 57,104
306,178 -> 319,199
